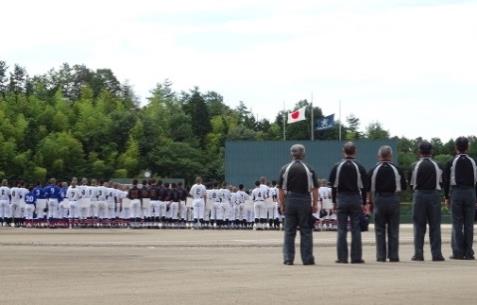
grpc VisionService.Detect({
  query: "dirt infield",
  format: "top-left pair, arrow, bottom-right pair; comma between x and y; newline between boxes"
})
0,226 -> 476,305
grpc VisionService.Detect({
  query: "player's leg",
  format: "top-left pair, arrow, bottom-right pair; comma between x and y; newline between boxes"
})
0,201 -> 5,226
253,201 -> 260,230
179,201 -> 187,228
142,199 -> 151,227
170,202 -> 179,227
24,204 -> 34,228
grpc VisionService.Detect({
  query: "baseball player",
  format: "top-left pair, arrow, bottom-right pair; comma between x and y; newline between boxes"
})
208,184 -> 222,228
32,182 -> 47,227
128,180 -> 142,228
258,177 -> 272,230
177,182 -> 188,227
252,180 -> 268,230
169,183 -> 180,227
119,184 -> 131,227
319,180 -> 335,230
88,179 -> 100,226
45,178 -> 62,228
162,183 -> 172,227
58,181 -> 70,227
140,180 -> 151,227
0,179 -> 10,227
114,184 -> 127,227
220,183 -> 232,229
24,186 -> 36,228
270,181 -> 281,230
77,178 -> 91,227
66,178 -> 81,228
157,181 -> 168,228
230,186 -> 240,229
105,182 -> 117,225
148,179 -> 161,227
96,181 -> 109,226
236,184 -> 251,229
10,181 -> 28,227
189,177 -> 207,228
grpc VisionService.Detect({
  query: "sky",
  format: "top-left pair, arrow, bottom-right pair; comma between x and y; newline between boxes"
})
1,0 -> 477,141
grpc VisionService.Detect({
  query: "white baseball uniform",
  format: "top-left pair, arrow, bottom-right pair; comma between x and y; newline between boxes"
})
78,185 -> 91,219
66,186 -> 81,219
252,186 -> 268,220
0,186 -> 10,220
190,183 -> 207,220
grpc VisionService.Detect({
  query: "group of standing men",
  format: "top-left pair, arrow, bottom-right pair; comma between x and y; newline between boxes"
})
280,137 -> 476,265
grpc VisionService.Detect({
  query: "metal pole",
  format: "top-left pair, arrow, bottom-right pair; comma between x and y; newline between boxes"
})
338,100 -> 342,141
283,101 -> 286,141
310,93 -> 314,141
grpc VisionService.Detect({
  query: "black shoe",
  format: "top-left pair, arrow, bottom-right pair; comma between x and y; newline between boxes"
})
377,258 -> 386,263
283,261 -> 294,266
351,259 -> 365,264
389,258 -> 400,263
335,259 -> 348,264
303,261 -> 315,266
449,255 -> 465,260
464,256 -> 475,260
411,255 -> 424,261
432,256 -> 445,262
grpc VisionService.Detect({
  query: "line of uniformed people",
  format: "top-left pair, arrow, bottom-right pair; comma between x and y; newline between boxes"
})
329,138 -> 476,264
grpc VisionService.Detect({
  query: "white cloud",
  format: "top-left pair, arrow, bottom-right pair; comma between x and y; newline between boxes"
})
1,0 -> 476,140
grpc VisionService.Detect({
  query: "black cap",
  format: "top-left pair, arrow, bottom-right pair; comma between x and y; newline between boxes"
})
419,141 -> 433,155
455,136 -> 469,153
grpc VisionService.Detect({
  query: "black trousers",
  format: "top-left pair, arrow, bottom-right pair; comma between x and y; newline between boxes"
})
373,193 -> 400,261
412,190 -> 442,259
450,187 -> 476,258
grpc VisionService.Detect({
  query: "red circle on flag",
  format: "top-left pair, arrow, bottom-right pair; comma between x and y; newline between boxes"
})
291,111 -> 299,119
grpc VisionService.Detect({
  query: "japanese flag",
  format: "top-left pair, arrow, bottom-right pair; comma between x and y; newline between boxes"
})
287,106 -> 306,124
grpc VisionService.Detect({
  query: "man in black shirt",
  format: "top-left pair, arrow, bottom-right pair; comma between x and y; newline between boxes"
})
443,137 -> 477,260
367,145 -> 407,262
329,142 -> 368,264
277,144 -> 319,266
409,141 -> 445,262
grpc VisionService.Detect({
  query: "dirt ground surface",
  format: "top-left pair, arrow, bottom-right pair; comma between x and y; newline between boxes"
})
0,225 -> 476,305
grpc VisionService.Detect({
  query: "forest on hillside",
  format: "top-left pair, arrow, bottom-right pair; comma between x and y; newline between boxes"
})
1,60 -> 476,184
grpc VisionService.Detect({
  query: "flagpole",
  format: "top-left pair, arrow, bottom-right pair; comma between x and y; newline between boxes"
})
283,101 -> 286,141
310,93 -> 314,141
338,100 -> 342,141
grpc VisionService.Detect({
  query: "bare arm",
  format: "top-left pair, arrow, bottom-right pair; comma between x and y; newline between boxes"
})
311,187 -> 319,213
278,188 -> 285,213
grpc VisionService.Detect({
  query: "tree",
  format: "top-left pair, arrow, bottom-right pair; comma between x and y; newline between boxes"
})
35,132 -> 85,179
8,64 -> 27,96
150,142 -> 205,182
0,60 -> 7,97
365,122 -> 390,140
117,136 -> 140,177
183,89 -> 212,147
345,114 -> 362,140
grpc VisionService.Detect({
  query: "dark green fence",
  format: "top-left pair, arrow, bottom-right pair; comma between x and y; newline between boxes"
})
396,203 -> 452,224
225,140 -> 398,188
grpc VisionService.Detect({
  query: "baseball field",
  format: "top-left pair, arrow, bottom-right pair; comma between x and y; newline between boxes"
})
0,226 -> 475,305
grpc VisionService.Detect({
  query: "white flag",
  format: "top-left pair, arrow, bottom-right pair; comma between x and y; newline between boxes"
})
287,106 -> 306,124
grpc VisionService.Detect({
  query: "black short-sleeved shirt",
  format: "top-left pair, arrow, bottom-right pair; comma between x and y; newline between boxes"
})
277,160 -> 319,194
443,155 -> 477,199
329,158 -> 369,205
409,158 -> 442,191
367,162 -> 407,193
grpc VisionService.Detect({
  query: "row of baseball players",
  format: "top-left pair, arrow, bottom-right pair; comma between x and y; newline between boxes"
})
0,176 -> 333,229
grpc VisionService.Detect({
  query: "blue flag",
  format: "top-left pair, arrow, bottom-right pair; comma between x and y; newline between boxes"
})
315,114 -> 335,130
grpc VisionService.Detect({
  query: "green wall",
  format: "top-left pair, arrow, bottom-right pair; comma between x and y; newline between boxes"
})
225,140 -> 398,188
